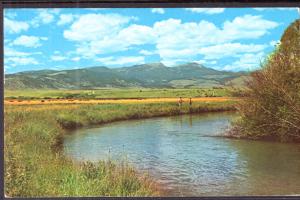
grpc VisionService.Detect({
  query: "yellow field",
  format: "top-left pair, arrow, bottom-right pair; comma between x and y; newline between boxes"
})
5,97 -> 238,105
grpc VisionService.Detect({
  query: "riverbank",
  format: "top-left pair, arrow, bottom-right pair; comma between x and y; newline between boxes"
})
5,100 -> 237,197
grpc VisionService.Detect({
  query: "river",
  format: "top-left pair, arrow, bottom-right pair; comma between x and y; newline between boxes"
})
64,112 -> 300,196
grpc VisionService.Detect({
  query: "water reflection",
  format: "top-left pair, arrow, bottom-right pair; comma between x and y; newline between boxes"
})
64,112 -> 300,196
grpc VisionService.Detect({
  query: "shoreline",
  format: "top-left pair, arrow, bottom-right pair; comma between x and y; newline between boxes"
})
5,101 -> 237,197
61,106 -> 237,132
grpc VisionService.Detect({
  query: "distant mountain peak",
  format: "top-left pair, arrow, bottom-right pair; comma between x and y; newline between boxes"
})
175,62 -> 205,69
5,62 -> 245,89
147,62 -> 167,68
134,62 -> 167,68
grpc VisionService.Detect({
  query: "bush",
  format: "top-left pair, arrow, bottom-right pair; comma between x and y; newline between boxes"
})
231,19 -> 300,142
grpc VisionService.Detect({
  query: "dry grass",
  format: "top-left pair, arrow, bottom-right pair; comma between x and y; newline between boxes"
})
5,97 -> 238,105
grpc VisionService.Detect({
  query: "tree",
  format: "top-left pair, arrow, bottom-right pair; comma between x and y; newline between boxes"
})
231,19 -> 300,142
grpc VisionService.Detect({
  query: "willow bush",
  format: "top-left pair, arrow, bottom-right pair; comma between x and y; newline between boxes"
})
231,19 -> 300,142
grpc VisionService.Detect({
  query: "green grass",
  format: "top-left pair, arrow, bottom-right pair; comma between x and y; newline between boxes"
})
5,88 -> 231,100
5,101 -> 237,197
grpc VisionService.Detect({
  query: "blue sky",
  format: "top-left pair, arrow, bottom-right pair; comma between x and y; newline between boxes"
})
4,7 -> 299,74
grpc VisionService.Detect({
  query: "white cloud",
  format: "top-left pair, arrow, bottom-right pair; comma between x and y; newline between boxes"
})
6,57 -> 39,66
152,15 -> 276,64
223,52 -> 265,71
64,13 -> 134,58
199,43 -> 267,59
51,55 -> 67,61
31,9 -> 60,27
139,49 -> 158,56
4,17 -> 29,34
64,13 -> 278,68
74,24 -> 155,58
71,57 -> 81,61
12,35 -> 47,48
5,47 -> 31,57
152,19 -> 219,64
185,8 -> 225,14
40,10 -> 54,23
4,47 -> 41,67
221,15 -> 279,41
64,13 -> 131,42
96,56 -> 145,66
151,8 -> 165,14
57,14 -> 76,26
5,47 -> 42,56
117,24 -> 156,45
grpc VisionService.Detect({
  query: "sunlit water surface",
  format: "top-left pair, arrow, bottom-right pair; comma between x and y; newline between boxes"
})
64,112 -> 300,196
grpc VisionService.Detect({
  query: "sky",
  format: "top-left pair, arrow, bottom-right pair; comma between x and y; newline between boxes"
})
3,7 -> 299,74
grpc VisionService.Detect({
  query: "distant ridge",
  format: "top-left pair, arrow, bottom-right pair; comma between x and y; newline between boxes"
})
4,62 -> 247,89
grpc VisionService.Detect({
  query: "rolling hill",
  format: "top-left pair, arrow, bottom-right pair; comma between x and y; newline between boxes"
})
4,62 -> 247,89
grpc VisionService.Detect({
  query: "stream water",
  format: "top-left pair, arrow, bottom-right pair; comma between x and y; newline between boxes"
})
64,112 -> 300,196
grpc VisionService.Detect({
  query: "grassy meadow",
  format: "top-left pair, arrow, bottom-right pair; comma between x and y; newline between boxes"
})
4,88 -> 231,100
4,91 -> 237,197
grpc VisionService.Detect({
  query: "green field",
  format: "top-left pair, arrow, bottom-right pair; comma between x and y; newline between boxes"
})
4,88 -> 234,100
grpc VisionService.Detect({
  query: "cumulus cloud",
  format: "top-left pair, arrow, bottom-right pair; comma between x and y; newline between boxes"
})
152,15 -> 277,64
64,13 -> 278,68
185,8 -> 225,14
31,9 -> 60,27
57,14 -> 76,26
4,17 -> 29,34
71,57 -> 81,61
199,43 -> 267,59
4,47 -> 41,67
5,47 -> 31,57
96,56 -> 145,66
223,52 -> 265,71
6,57 -> 39,66
12,35 -> 47,48
67,18 -> 155,57
151,8 -> 165,14
51,55 -> 67,61
64,13 -> 131,42
139,49 -> 158,56
221,15 -> 279,41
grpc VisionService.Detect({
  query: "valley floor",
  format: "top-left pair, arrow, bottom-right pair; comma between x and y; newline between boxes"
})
5,97 -> 237,105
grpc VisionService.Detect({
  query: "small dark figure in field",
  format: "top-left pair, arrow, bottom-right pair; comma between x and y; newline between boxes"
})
189,98 -> 192,112
178,97 -> 183,107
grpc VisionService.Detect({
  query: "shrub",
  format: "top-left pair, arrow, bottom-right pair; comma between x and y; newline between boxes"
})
231,19 -> 300,142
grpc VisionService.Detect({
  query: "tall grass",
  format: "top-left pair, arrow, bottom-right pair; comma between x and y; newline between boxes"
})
5,101 -> 236,197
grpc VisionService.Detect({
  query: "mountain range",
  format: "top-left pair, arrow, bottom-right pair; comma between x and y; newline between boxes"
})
4,62 -> 247,89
